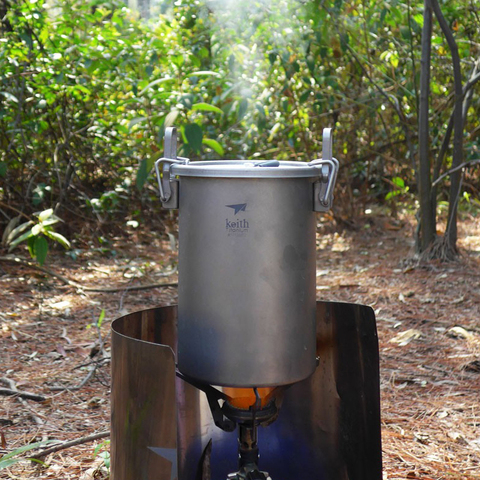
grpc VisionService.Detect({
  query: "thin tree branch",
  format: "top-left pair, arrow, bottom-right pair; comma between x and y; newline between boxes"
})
431,159 -> 480,187
407,0 -> 420,111
0,378 -> 44,427
345,44 -> 417,175
431,0 -> 464,249
431,57 -> 480,200
0,388 -> 46,402
30,431 -> 110,460
49,367 -> 97,392
0,201 -> 31,221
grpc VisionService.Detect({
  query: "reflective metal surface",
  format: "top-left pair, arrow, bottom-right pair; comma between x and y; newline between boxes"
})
155,126 -> 339,386
111,302 -> 382,480
171,160 -> 326,178
177,176 -> 317,386
111,308 -> 178,480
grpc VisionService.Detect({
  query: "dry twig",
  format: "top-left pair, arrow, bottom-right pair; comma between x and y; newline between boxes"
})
49,366 -> 97,392
30,431 -> 110,460
0,378 -> 44,427
0,387 -> 46,402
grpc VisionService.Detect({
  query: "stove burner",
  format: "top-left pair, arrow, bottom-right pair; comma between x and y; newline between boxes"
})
176,371 -> 288,479
222,399 -> 278,425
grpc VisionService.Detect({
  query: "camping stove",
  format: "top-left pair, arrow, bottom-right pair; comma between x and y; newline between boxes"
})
110,128 -> 382,480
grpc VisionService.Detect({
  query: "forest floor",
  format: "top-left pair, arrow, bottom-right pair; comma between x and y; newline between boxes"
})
1,209 -> 480,480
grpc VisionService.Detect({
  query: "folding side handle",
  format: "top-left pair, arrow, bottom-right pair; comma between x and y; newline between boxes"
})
309,128 -> 339,212
155,127 -> 188,209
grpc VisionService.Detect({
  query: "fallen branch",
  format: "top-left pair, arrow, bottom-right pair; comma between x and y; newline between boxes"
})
0,378 -> 44,427
0,255 -> 177,292
31,431 -> 110,460
0,387 -> 46,402
84,282 -> 178,293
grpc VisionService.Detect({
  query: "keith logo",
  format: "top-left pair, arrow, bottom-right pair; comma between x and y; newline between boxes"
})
226,203 -> 247,215
225,203 -> 249,236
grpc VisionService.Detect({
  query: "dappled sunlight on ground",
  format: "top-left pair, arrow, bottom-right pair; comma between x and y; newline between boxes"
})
1,214 -> 480,479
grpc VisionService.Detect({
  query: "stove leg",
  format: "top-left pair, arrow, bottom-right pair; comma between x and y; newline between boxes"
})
227,424 -> 271,480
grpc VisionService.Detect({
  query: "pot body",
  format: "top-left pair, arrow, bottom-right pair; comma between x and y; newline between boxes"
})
177,176 -> 317,387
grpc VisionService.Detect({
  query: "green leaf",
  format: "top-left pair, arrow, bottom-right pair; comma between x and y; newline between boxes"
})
97,309 -> 105,328
75,84 -> 91,95
237,98 -> 248,121
413,13 -> 424,28
268,122 -> 282,142
136,159 -> 151,191
27,236 -> 35,258
299,90 -> 310,104
385,191 -> 396,200
0,458 -> 18,469
34,236 -> 48,265
8,228 -> 33,251
202,138 -> 224,156
32,183 -> 49,206
191,103 -> 224,115
138,77 -> 174,96
392,177 -> 405,188
44,230 -> 71,249
38,208 -> 54,222
40,216 -> 60,227
165,110 -> 179,128
340,33 -> 349,52
112,10 -> 124,26
128,117 -> 148,130
0,91 -> 19,103
0,162 -> 6,177
31,224 -> 44,236
6,221 -> 32,246
188,71 -> 221,77
0,440 -> 57,462
389,52 -> 399,68
136,152 -> 161,191
172,54 -> 184,67
184,123 -> 203,154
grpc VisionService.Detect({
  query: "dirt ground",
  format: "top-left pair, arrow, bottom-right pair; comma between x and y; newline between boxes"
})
1,210 -> 480,480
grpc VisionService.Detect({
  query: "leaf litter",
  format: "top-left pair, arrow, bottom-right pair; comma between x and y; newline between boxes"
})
1,214 -> 480,479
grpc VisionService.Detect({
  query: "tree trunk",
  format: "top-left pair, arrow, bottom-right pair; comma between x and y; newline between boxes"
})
0,0 -> 12,32
430,0 -> 464,256
416,0 -> 435,254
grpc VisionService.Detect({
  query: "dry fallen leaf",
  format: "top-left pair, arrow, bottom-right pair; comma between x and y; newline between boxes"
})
390,329 -> 422,346
79,459 -> 108,480
414,431 -> 430,444
447,326 -> 474,341
448,431 -> 468,445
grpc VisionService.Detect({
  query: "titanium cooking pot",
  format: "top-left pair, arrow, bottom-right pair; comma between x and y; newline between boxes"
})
155,127 -> 338,387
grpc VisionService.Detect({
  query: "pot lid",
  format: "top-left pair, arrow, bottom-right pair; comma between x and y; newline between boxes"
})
170,160 -> 322,178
